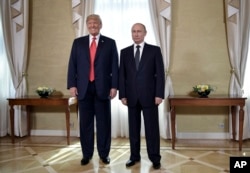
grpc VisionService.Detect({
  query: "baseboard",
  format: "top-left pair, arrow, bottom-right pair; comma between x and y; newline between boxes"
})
30,130 -> 229,139
177,132 -> 230,139
31,130 -> 78,137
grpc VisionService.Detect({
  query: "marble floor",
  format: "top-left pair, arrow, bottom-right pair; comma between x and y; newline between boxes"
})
0,136 -> 250,173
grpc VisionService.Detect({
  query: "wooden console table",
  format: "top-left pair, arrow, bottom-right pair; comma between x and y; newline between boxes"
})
168,95 -> 246,151
7,96 -> 77,145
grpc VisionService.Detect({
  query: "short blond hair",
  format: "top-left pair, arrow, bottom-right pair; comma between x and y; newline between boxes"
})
86,14 -> 102,24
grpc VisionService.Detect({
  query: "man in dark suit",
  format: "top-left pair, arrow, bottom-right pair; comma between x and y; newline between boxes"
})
119,23 -> 165,169
67,14 -> 119,165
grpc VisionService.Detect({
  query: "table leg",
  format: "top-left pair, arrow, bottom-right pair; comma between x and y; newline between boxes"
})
238,105 -> 244,151
170,106 -> 176,149
10,105 -> 15,143
231,106 -> 236,140
65,106 -> 70,145
26,106 -> 31,136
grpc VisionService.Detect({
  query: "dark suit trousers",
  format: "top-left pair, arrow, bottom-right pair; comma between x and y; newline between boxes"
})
128,101 -> 161,163
78,81 -> 111,159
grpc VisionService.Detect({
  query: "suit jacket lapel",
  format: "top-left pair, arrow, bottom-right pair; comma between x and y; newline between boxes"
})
95,35 -> 105,61
137,43 -> 148,71
82,36 -> 90,63
128,45 -> 137,70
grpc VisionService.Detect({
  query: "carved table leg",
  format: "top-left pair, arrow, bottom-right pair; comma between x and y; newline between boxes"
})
171,106 -> 176,149
26,106 -> 31,136
231,106 -> 236,141
10,105 -> 15,143
238,105 -> 244,151
65,106 -> 70,145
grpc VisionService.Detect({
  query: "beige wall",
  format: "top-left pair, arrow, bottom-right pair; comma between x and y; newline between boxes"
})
27,0 -> 230,134
171,0 -> 230,132
27,0 -> 77,131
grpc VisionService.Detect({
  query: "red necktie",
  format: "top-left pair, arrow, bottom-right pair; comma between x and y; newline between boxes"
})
89,37 -> 96,81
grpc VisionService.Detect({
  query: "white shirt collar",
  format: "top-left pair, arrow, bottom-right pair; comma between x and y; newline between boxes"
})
134,42 -> 145,49
90,34 -> 100,41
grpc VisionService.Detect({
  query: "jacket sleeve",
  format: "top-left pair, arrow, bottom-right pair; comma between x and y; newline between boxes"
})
118,49 -> 126,99
67,40 -> 77,89
155,47 -> 165,99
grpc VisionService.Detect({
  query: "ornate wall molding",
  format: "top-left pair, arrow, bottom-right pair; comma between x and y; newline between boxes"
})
160,0 -> 171,24
227,0 -> 239,24
11,0 -> 24,32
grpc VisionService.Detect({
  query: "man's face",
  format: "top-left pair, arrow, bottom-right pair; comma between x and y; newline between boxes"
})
87,19 -> 102,36
131,24 -> 147,44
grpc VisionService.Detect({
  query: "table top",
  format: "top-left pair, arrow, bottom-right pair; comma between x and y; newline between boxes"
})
7,95 -> 73,99
168,95 -> 246,106
168,95 -> 247,99
7,96 -> 77,106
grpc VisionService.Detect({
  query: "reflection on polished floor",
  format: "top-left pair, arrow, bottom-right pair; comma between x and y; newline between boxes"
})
0,136 -> 250,173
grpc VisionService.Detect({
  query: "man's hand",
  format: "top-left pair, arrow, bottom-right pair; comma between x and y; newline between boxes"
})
110,88 -> 117,99
155,97 -> 163,105
69,87 -> 78,97
121,98 -> 127,105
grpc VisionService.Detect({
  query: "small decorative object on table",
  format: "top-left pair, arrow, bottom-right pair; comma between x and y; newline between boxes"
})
193,84 -> 214,97
36,86 -> 54,98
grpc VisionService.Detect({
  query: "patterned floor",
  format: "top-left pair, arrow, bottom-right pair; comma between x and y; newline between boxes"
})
0,136 -> 250,173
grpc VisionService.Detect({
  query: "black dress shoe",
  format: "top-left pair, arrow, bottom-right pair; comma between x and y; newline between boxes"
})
100,157 -> 110,164
125,159 -> 140,167
153,162 -> 161,169
81,158 -> 90,165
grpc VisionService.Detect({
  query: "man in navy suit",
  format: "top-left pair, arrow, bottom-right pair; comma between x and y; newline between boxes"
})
67,14 -> 119,165
119,23 -> 165,169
